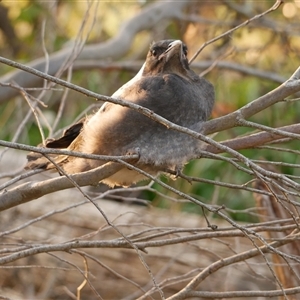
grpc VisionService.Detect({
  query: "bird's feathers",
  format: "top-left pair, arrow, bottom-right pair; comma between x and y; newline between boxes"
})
25,39 -> 215,187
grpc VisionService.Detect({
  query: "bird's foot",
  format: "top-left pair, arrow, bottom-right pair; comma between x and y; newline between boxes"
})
173,166 -> 182,178
172,167 -> 193,184
166,166 -> 186,181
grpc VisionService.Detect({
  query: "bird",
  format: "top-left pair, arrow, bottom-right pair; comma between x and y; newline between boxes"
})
26,39 -> 215,187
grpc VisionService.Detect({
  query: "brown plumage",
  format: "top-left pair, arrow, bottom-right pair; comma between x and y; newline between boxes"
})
26,40 -> 215,187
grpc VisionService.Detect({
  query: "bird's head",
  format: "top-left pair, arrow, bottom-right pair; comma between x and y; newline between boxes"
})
142,40 -> 194,79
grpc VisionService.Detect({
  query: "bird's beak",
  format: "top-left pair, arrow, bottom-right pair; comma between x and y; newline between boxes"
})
159,40 -> 184,62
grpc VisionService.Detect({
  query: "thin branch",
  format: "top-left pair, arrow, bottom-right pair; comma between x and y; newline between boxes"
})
0,139 -> 138,162
189,0 -> 283,63
1,223 -> 298,266
167,232 -> 300,300
186,287 -> 300,299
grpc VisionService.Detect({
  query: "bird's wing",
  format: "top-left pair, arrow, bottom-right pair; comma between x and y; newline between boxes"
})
46,120 -> 84,149
25,120 -> 84,170
119,73 -> 214,126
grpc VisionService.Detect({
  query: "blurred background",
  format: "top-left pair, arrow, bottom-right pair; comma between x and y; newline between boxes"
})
1,1 -> 300,299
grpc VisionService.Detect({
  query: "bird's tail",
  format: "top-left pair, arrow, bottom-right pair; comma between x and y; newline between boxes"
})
25,145 -> 65,171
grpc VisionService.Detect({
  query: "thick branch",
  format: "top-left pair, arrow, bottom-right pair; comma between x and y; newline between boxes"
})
203,66 -> 300,135
0,162 -> 124,211
204,123 -> 300,154
73,60 -> 286,84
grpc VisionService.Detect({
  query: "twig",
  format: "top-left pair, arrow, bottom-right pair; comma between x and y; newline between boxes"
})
77,255 -> 88,300
186,287 -> 300,299
0,139 -> 138,162
189,0 -> 283,63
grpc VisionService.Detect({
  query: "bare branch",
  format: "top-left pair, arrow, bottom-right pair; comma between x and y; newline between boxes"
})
189,0 -> 283,63
187,287 -> 300,299
203,66 -> 300,135
204,123 -> 300,154
73,60 -> 286,84
0,162 -> 123,211
167,232 -> 300,300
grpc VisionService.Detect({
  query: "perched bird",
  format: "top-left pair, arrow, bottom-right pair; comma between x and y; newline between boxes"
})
26,39 -> 215,187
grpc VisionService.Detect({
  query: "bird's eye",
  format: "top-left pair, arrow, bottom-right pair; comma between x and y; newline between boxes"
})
151,49 -> 157,57
183,47 -> 188,56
